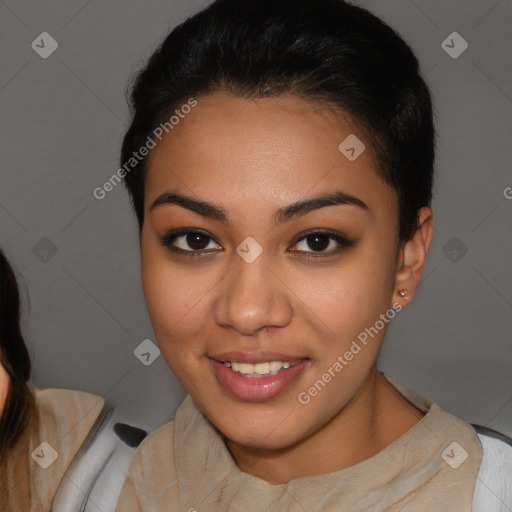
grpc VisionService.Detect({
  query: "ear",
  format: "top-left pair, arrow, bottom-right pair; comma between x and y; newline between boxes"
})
393,207 -> 434,307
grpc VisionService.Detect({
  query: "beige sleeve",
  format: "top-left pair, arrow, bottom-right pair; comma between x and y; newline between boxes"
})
0,388 -> 105,512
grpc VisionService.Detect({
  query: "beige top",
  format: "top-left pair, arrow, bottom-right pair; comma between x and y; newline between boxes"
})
116,374 -> 483,511
0,388 -> 105,512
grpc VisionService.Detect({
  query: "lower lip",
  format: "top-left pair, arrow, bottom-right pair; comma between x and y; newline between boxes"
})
209,358 -> 310,402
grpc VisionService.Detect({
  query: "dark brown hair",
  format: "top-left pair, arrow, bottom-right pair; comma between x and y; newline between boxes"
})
0,249 -> 34,461
121,0 -> 435,244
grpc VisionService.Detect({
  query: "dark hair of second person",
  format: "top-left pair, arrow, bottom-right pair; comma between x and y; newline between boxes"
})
0,248 -> 34,461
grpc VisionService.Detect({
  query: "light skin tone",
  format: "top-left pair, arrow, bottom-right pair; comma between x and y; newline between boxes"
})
140,92 -> 434,484
0,359 -> 9,415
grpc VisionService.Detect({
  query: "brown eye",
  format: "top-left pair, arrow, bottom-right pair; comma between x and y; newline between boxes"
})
183,232 -> 211,250
290,230 -> 354,256
159,229 -> 222,254
303,234 -> 331,252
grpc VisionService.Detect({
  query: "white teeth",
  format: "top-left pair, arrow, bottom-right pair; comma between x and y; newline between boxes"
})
224,360 -> 295,376
237,363 -> 254,374
269,361 -> 283,372
254,362 -> 270,375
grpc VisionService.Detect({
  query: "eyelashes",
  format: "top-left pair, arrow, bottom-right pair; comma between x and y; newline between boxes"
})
159,229 -> 221,256
158,228 -> 355,259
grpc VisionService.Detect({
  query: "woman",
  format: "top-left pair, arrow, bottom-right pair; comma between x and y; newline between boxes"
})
0,249 -> 146,511
115,0 -> 511,510
0,249 -> 34,463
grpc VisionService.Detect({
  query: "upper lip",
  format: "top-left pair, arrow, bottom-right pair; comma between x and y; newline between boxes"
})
209,351 -> 308,364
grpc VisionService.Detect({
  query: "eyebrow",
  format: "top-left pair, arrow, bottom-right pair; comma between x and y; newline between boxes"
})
150,189 -> 369,225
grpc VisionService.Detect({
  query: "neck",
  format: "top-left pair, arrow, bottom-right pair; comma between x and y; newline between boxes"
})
225,368 -> 425,484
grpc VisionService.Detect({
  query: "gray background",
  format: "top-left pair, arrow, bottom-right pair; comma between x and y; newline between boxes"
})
0,0 -> 511,436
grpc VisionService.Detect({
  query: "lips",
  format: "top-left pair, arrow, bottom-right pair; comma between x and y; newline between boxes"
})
209,353 -> 310,402
210,351 -> 306,364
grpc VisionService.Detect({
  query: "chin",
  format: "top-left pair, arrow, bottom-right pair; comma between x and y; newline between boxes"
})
213,410 -> 303,449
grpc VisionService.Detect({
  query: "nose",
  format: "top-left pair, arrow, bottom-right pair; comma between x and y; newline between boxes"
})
213,255 -> 294,336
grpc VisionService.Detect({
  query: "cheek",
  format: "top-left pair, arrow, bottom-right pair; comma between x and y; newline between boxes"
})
142,264 -> 186,330
0,364 -> 10,414
141,258 -> 208,388
140,241 -> 217,369
142,261 -> 209,335
291,243 -> 395,347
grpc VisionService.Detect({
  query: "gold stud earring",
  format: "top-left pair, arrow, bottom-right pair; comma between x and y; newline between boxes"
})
398,289 -> 408,298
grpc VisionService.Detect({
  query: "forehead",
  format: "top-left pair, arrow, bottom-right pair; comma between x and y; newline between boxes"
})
145,92 -> 394,214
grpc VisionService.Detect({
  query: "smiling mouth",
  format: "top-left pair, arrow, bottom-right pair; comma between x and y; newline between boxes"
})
212,358 -> 308,378
209,357 -> 310,401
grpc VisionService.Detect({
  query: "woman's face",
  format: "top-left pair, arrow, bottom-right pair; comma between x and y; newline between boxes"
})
141,92 -> 407,449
